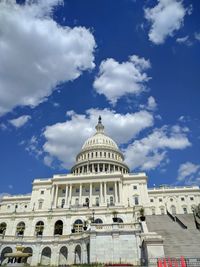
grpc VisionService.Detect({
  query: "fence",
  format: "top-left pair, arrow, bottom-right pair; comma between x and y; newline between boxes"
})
148,258 -> 200,267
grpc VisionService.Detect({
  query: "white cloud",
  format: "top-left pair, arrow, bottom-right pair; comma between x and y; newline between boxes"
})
9,115 -> 31,128
25,135 -> 42,158
0,0 -> 96,116
177,162 -> 200,185
176,35 -> 192,46
0,123 -> 7,131
43,108 -> 154,168
140,96 -> 157,111
145,0 -> 190,44
194,32 -> 200,41
147,96 -> 157,110
124,125 -> 191,170
176,35 -> 188,43
93,55 -> 151,105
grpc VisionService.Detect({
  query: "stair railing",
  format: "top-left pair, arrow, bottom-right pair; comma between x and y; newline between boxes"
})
175,216 -> 187,229
166,209 -> 175,221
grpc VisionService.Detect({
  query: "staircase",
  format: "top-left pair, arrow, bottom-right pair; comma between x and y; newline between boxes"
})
146,214 -> 200,257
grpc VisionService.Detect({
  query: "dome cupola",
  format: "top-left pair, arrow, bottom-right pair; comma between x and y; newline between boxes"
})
71,116 -> 129,175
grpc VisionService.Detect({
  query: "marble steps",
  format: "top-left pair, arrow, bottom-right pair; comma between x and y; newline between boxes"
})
145,215 -> 200,258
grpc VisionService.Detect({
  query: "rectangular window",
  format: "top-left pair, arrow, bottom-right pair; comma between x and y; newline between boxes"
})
109,187 -> 113,191
62,189 -> 66,194
181,197 -> 185,201
41,190 -> 44,195
95,187 -> 99,192
134,196 -> 139,205
75,188 -> 79,193
96,197 -> 99,206
75,198 -> 79,205
150,199 -> 154,203
159,198 -> 162,202
133,185 -> 137,190
190,197 -> 194,201
38,201 -> 43,209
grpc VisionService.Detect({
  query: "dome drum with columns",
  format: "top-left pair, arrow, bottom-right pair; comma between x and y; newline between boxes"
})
71,116 -> 129,175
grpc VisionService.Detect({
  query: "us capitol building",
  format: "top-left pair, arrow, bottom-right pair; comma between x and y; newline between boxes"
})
0,117 -> 200,266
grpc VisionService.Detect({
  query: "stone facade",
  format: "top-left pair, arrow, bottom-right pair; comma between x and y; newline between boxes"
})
0,117 -> 199,265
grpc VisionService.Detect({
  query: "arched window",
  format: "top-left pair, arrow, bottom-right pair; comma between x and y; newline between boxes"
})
35,221 -> 44,236
16,222 -> 25,236
54,220 -> 63,235
94,218 -> 103,224
160,207 -> 165,215
74,219 -> 83,233
0,222 -> 7,235
117,218 -> 123,223
183,207 -> 188,214
152,208 -> 156,215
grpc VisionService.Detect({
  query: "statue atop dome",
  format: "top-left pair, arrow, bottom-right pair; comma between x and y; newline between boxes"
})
95,115 -> 104,133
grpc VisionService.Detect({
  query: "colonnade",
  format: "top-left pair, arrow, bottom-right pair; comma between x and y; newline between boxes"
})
51,181 -> 123,208
72,163 -> 128,175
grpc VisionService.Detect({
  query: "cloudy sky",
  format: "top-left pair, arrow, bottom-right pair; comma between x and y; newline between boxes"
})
0,0 -> 200,196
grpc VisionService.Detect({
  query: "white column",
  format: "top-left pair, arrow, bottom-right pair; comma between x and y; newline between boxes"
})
64,185 -> 68,207
51,185 -> 55,208
119,182 -> 123,204
79,184 -> 82,205
103,164 -> 105,172
90,183 -> 92,207
115,182 -> 119,204
100,182 -> 103,204
68,184 -> 72,206
104,182 -> 107,204
97,164 -> 100,173
54,185 -> 58,208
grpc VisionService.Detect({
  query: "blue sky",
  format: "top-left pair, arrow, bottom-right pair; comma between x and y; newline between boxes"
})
0,0 -> 200,196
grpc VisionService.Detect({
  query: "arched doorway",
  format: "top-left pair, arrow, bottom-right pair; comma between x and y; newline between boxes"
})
24,247 -> 33,265
74,219 -> 83,233
40,247 -> 51,266
35,221 -> 44,236
54,220 -> 63,235
1,247 -> 12,265
74,245 -> 81,264
59,246 -> 68,265
0,222 -> 7,236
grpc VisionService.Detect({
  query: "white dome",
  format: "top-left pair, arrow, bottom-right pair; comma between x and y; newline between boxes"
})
82,132 -> 119,151
71,116 -> 129,174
